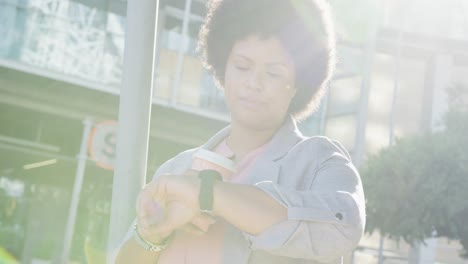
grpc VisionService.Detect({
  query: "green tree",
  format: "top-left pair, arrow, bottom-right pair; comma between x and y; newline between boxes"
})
361,85 -> 468,258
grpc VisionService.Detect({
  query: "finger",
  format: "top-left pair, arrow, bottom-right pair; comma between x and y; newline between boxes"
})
138,223 -> 172,244
153,175 -> 170,205
191,214 -> 216,232
151,220 -> 174,239
138,217 -> 160,231
138,209 -> 171,235
136,184 -> 151,216
138,214 -> 157,231
136,186 -> 147,216
180,224 -> 206,236
137,180 -> 163,219
185,169 -> 199,177
197,213 -> 217,224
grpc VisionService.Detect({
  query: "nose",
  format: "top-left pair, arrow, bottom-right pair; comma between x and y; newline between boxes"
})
246,69 -> 264,92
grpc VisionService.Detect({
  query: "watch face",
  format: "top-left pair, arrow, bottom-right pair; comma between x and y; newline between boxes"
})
199,170 -> 221,212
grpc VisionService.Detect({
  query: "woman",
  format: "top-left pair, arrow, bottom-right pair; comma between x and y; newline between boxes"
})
116,0 -> 365,263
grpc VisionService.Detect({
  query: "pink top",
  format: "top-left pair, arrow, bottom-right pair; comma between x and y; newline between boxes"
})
157,139 -> 270,264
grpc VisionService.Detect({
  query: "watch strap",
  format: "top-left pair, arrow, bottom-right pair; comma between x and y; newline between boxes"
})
198,170 -> 222,213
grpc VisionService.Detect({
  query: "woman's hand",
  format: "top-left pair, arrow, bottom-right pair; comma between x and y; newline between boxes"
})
154,171 -> 200,210
135,171 -> 214,243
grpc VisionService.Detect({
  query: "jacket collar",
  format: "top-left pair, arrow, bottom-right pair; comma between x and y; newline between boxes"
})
200,115 -> 304,161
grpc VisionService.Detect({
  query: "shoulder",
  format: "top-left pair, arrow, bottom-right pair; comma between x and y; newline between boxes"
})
285,136 -> 352,164
279,136 -> 362,193
273,134 -> 361,193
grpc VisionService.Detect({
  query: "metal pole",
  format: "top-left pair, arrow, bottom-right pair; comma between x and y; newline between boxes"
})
377,6 -> 404,264
382,1 -> 414,263
107,0 -> 160,257
353,4 -> 379,167
377,234 -> 385,264
60,117 -> 93,264
389,2 -> 405,147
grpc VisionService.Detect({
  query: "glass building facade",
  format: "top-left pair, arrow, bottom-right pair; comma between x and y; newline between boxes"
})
1,0 -> 468,263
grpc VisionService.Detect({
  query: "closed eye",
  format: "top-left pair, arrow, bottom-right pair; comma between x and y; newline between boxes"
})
267,72 -> 284,79
235,65 -> 250,71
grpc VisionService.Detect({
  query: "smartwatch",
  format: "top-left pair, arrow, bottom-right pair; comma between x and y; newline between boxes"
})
198,169 -> 222,213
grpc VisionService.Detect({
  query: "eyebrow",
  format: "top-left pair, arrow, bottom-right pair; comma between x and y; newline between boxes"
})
232,54 -> 252,62
233,54 -> 289,68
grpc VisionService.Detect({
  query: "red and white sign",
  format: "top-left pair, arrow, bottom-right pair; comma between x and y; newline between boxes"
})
87,120 -> 117,170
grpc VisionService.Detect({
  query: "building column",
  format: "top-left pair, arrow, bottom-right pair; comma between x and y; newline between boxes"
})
408,54 -> 453,264
431,54 -> 453,131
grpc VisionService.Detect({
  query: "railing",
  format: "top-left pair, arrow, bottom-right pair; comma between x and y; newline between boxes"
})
0,0 -> 362,135
0,0 -> 124,84
0,0 -> 228,119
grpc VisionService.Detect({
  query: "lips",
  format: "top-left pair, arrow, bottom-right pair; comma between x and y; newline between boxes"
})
238,97 -> 266,109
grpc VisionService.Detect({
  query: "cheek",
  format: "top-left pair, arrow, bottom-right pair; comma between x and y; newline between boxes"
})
223,70 -> 242,97
222,75 -> 237,108
271,92 -> 294,112
277,99 -> 292,115
224,68 -> 240,89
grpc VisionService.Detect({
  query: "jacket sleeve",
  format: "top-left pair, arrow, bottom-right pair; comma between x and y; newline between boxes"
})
242,138 -> 366,262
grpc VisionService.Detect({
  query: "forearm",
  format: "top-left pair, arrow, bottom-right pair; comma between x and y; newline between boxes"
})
115,236 -> 161,264
212,182 -> 287,235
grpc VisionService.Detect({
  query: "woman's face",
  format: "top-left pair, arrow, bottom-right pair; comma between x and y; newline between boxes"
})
223,34 -> 297,130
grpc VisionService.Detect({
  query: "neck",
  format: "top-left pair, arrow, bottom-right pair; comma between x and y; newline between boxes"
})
226,119 -> 282,161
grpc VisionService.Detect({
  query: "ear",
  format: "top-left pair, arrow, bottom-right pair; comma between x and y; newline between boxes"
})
290,88 -> 297,99
285,84 -> 297,99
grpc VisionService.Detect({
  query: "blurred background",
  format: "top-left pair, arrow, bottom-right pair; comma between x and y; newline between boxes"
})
0,0 -> 467,263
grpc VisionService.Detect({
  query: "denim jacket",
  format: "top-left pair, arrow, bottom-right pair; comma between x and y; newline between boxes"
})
126,116 -> 366,264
